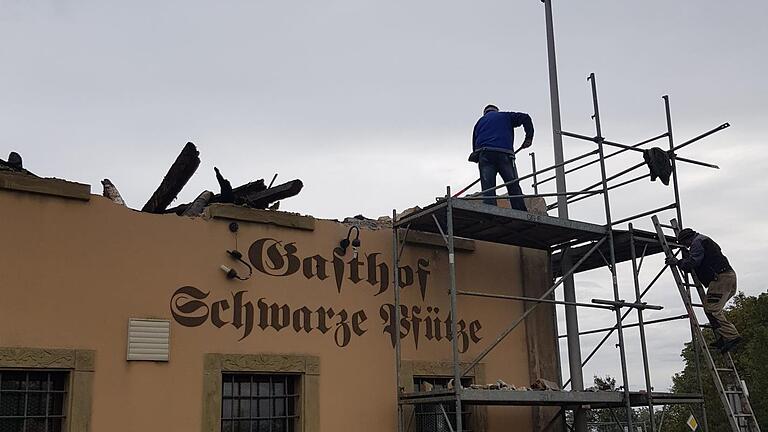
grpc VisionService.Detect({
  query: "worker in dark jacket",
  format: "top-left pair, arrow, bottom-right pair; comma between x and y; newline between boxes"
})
667,228 -> 742,353
469,105 -> 533,211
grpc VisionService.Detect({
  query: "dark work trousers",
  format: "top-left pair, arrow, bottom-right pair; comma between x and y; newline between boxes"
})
478,151 -> 527,211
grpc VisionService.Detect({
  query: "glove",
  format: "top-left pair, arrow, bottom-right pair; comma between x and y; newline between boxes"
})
665,257 -> 679,266
520,138 -> 533,149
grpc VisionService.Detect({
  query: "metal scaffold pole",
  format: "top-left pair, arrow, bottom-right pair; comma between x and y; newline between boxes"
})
542,0 -> 566,212
392,209 -> 404,432
664,96 -> 709,432
589,72 -> 633,430
629,223 -> 656,431
446,187 -> 463,432
542,2 -> 586,430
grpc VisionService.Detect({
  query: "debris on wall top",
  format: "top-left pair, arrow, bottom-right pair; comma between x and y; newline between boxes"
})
0,143 -> 305,220
0,151 -> 35,176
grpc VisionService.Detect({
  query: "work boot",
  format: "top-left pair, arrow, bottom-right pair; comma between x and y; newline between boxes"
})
720,337 -> 743,354
709,337 -> 725,350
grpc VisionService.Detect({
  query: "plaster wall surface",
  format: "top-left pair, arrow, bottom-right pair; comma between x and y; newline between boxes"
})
0,188 -> 551,431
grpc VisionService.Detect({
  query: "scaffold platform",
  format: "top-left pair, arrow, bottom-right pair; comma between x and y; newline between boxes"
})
399,389 -> 703,409
395,198 -> 675,277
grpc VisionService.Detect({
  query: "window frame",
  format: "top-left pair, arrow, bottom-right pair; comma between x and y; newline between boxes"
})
0,347 -> 95,432
220,372 -> 300,431
202,353 -> 319,432
400,361 -> 487,432
412,376 -> 474,432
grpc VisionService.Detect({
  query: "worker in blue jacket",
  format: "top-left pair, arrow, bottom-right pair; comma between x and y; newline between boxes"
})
667,228 -> 742,353
469,105 -> 534,211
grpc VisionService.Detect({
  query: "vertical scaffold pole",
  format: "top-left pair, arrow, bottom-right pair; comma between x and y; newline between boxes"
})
630,223 -> 656,431
542,0 -> 566,213
664,96 -> 709,432
446,187 -> 463,432
392,209 -> 403,432
664,95 -> 683,228
542,4 -> 586,430
589,72 -> 633,430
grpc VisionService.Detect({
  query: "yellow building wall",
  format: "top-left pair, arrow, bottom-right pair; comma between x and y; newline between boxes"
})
0,187 -> 539,431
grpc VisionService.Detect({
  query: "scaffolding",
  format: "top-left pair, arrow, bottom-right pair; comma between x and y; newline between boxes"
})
391,73 -> 734,432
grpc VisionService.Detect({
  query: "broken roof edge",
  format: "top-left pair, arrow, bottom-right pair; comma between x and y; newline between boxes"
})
0,172 -> 314,229
0,172 -> 476,252
0,171 -> 90,201
204,203 -> 315,231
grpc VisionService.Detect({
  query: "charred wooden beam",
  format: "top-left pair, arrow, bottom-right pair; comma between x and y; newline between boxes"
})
244,179 -> 303,209
210,179 -> 266,204
214,167 -> 235,203
101,178 -> 126,206
182,190 -> 214,216
164,203 -> 189,215
142,142 -> 200,213
168,178 -> 302,215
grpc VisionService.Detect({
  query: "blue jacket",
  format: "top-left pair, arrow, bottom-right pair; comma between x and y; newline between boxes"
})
470,111 -> 534,162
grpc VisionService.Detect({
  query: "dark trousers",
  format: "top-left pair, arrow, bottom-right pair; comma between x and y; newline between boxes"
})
478,151 -> 527,211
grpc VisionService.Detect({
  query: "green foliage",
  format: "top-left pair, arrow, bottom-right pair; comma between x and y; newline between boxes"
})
665,292 -> 768,430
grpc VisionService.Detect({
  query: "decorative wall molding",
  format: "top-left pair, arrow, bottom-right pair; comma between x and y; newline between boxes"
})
75,350 -> 96,372
219,354 -> 307,373
405,360 -> 482,380
0,347 -> 75,369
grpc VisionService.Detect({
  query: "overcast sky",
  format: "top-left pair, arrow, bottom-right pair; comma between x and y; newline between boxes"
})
2,0 -> 766,392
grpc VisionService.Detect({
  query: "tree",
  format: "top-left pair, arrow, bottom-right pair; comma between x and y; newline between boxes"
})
665,292 -> 768,430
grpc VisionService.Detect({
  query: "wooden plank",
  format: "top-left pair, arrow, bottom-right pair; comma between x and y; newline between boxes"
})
205,203 -> 315,231
0,171 -> 90,201
142,142 -> 200,213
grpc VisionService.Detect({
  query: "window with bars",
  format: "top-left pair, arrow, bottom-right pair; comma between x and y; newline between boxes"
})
413,377 -> 472,432
221,374 -> 299,432
0,371 -> 68,432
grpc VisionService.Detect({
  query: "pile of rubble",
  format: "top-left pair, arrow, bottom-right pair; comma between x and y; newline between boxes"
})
341,206 -> 422,230
421,377 -> 562,392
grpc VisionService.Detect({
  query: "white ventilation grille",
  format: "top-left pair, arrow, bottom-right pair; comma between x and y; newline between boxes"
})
127,318 -> 170,361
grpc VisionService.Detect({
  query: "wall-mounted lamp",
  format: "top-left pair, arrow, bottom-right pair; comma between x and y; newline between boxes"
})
339,226 -> 361,259
220,249 -> 253,281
